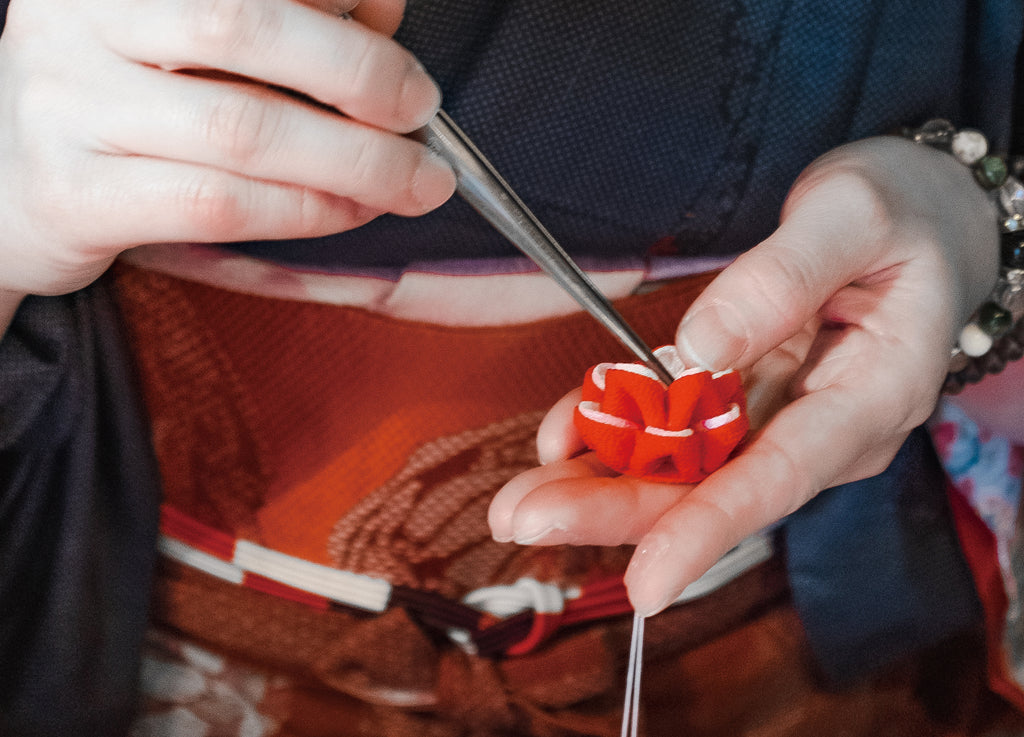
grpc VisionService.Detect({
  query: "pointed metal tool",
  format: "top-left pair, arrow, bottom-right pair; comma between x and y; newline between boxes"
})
415,110 -> 675,385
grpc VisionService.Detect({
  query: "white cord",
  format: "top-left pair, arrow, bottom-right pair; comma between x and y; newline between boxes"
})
620,613 -> 645,737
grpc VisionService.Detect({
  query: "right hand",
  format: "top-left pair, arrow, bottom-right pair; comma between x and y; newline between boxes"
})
0,0 -> 454,303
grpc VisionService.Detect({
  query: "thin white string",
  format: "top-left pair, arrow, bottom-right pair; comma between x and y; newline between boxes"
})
620,613 -> 645,737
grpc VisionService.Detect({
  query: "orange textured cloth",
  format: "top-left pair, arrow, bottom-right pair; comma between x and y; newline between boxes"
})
111,263 -> 1023,737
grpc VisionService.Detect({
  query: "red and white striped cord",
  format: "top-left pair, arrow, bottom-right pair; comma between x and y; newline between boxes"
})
157,504 -> 773,657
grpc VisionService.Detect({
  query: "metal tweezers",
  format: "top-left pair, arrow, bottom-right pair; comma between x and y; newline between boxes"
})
418,111 -> 660,737
415,111 -> 675,385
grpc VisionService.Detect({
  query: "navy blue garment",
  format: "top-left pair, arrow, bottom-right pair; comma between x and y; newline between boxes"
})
785,428 -> 983,684
231,0 -> 1023,269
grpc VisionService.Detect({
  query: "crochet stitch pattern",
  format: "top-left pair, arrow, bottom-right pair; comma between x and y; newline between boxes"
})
574,347 -> 749,482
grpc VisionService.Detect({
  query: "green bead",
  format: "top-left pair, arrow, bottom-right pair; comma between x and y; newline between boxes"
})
974,155 -> 1008,189
978,301 -> 1013,336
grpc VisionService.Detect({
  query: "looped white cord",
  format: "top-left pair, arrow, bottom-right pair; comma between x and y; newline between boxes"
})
447,577 -> 567,653
462,577 -> 566,618
621,613 -> 645,737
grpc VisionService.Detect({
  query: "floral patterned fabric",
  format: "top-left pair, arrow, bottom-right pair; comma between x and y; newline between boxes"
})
930,400 -> 1024,691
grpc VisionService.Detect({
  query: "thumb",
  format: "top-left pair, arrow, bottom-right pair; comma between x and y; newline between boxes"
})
675,172 -> 883,371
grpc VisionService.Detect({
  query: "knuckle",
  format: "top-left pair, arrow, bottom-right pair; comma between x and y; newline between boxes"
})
340,135 -> 423,209
328,27 -> 432,130
789,162 -> 896,242
291,188 -> 359,237
826,168 -> 893,229
732,247 -> 818,330
336,32 -> 381,102
746,436 -> 817,514
290,188 -> 327,236
334,34 -> 411,114
181,0 -> 282,59
199,91 -> 276,166
177,171 -> 248,239
341,134 -> 385,195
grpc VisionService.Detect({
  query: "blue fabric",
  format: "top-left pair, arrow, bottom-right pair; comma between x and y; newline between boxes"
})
230,0 -> 1023,269
784,428 -> 983,684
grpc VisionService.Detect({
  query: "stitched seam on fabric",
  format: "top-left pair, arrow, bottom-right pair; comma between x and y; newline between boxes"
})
670,0 -> 795,243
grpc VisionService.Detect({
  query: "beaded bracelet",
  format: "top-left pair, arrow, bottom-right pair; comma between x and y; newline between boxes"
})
899,119 -> 1024,394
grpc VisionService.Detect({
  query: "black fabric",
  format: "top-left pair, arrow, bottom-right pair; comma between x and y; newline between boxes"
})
0,278 -> 161,737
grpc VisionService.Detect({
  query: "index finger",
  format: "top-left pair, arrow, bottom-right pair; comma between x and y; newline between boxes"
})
97,0 -> 440,132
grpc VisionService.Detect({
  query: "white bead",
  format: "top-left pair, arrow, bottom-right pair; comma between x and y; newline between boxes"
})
959,323 -> 993,357
951,129 -> 988,165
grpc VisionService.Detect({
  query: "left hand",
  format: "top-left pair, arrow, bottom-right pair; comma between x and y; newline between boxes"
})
489,135 -> 998,616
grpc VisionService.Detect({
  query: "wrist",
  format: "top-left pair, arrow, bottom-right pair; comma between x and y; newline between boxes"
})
899,119 -> 1024,393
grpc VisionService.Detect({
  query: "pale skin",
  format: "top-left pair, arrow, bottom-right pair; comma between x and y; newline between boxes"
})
489,138 -> 1007,616
0,0 -> 1016,617
0,0 -> 450,336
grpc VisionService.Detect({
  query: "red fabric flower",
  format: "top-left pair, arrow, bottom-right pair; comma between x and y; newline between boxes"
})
574,347 -> 749,483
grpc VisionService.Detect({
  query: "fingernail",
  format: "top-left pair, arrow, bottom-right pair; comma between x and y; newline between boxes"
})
512,519 -> 567,545
410,150 -> 456,212
632,592 -> 674,619
676,301 -> 749,371
400,60 -> 443,131
625,540 -> 675,617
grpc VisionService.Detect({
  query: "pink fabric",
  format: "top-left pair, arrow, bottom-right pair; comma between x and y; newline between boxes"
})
119,244 -> 734,326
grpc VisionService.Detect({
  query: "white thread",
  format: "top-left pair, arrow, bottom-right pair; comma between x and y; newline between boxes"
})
621,613 -> 645,737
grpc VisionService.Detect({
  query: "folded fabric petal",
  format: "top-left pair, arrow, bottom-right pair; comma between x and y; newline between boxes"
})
700,403 -> 749,473
574,346 -> 749,483
575,402 -> 638,473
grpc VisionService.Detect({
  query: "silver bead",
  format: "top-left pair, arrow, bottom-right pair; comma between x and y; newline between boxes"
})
959,322 -> 994,357
994,268 -> 1024,318
1004,215 -> 1024,233
999,176 -> 1024,218
992,282 -> 1022,313
951,129 -> 988,165
915,118 -> 956,146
